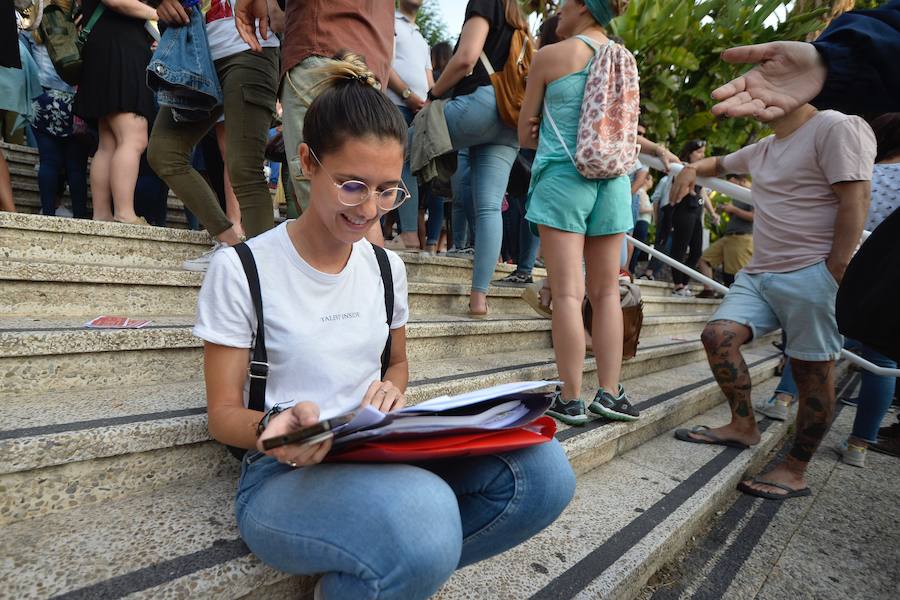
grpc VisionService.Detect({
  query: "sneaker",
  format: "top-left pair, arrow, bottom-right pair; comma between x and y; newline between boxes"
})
836,439 -> 867,467
447,247 -> 475,259
840,396 -> 859,407
672,286 -> 693,297
756,393 -> 793,421
534,257 -> 545,269
639,272 -> 655,281
589,385 -> 640,421
547,390 -> 589,426
870,435 -> 900,457
182,241 -> 230,272
697,289 -> 724,299
522,279 -> 552,318
494,271 -> 533,287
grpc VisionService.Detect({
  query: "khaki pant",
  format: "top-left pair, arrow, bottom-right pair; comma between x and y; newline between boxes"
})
701,233 -> 753,275
148,48 -> 279,238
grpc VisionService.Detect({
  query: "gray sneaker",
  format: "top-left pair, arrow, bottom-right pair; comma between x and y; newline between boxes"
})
836,439 -> 866,468
588,384 -> 639,421
547,390 -> 589,426
182,241 -> 229,272
756,393 -> 793,421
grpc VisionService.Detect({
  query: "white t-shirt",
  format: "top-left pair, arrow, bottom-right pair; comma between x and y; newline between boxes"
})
193,223 -> 409,419
204,0 -> 279,62
386,11 -> 432,106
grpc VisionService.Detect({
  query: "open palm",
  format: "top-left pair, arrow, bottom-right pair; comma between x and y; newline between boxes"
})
711,42 -> 827,122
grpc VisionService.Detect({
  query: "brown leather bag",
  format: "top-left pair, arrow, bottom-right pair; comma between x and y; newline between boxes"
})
583,278 -> 644,360
480,28 -> 534,128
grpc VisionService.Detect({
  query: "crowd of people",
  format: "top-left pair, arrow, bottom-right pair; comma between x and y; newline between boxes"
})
2,0 -> 900,597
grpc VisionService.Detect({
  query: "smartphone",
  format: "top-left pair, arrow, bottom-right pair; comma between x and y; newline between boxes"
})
261,415 -> 352,451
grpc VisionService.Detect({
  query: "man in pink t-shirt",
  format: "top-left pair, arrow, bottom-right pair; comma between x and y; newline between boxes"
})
670,104 -> 875,500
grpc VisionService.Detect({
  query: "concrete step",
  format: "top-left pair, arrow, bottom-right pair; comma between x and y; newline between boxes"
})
0,354 -> 786,599
0,338 -> 779,524
0,258 -> 718,319
0,311 -> 729,395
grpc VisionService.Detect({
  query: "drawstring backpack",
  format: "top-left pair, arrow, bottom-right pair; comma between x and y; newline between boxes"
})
545,36 -> 641,179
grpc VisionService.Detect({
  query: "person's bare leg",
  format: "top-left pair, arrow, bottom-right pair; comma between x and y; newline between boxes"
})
90,118 -> 116,221
539,226 -> 587,401
215,123 -> 245,238
699,259 -> 716,292
688,319 -> 760,446
400,231 -> 420,249
742,359 -> 835,495
585,233 -> 624,391
0,151 -> 14,212
107,112 -> 148,223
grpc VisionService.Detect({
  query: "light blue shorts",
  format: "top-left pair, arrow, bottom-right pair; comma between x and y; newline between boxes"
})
709,260 -> 843,362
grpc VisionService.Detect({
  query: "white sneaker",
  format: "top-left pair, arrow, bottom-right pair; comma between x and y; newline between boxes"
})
672,287 -> 693,297
182,241 -> 229,272
756,394 -> 793,421
837,439 -> 867,468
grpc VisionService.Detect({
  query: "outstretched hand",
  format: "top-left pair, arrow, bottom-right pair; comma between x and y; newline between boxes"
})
670,166 -> 697,207
234,0 -> 269,52
711,42 -> 827,122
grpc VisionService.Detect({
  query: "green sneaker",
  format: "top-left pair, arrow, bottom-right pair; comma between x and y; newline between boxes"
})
589,385 -> 640,421
547,391 -> 589,426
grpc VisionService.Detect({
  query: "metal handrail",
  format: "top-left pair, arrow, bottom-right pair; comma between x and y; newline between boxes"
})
634,154 -> 898,378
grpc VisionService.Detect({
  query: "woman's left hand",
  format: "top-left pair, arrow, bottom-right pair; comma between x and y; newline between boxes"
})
361,380 -> 406,413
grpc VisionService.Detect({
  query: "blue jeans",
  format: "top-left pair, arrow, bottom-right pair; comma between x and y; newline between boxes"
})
31,127 -> 88,217
406,86 -> 518,291
505,193 -> 540,274
451,148 -> 474,249
397,106 -> 419,234
236,440 -> 574,600
628,220 -> 650,272
775,360 -> 798,398
424,185 -> 445,246
848,343 -> 898,443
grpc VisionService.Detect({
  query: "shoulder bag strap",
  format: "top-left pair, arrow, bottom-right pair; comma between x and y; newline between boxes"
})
233,243 -> 268,413
76,4 -> 106,49
479,51 -> 495,76
542,104 -> 578,169
372,244 -> 394,380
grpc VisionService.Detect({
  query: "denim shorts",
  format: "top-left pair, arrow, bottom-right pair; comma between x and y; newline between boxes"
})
709,260 -> 843,362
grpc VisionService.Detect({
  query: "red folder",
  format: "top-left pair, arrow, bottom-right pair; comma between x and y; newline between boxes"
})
326,416 -> 557,463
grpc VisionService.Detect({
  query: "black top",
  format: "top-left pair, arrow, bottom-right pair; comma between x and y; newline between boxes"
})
724,199 -> 754,235
678,185 -> 704,210
452,0 -> 514,98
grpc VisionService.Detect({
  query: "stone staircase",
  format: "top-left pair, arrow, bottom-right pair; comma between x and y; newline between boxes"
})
0,206 -> 809,599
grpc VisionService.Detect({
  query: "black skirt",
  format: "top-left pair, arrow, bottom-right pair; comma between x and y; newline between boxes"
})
73,11 -> 156,122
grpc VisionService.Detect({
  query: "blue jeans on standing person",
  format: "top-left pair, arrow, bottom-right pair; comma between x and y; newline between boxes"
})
451,148 -> 475,249
236,439 -> 575,600
397,106 -> 420,236
505,192 -> 540,274
845,342 -> 898,443
31,127 -> 88,217
405,86 -> 518,291
423,183 -> 445,247
628,219 -> 650,273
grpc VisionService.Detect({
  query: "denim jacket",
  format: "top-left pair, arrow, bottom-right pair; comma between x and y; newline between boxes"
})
147,6 -> 223,122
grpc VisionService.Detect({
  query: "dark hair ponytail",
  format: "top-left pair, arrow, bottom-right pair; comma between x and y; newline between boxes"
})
300,51 -> 407,158
871,113 -> 900,164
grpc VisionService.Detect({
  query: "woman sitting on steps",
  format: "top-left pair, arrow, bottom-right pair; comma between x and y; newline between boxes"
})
193,52 -> 575,600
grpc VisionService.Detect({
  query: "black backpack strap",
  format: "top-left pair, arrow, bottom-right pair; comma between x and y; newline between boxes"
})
233,243 -> 268,413
372,244 -> 394,379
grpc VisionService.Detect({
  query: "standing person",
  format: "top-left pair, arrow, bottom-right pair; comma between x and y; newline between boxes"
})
196,54 -> 574,599
74,0 -> 158,225
628,174 -> 653,273
389,0 -> 433,251
149,0 -> 279,270
672,104 -> 875,500
0,0 -> 17,213
517,0 -> 638,425
418,0 -> 526,316
641,170 -> 674,280
22,32 -> 89,218
667,140 -> 720,296
697,173 -> 753,297
234,0 -> 394,245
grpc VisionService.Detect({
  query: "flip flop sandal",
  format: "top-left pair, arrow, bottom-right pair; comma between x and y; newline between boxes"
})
737,477 -> 812,501
674,425 -> 750,449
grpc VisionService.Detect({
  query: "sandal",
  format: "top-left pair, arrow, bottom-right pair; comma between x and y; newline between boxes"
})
737,477 -> 811,500
522,279 -> 552,318
674,425 -> 750,449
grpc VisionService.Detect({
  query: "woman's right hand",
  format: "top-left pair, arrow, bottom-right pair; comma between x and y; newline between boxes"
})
256,402 -> 333,467
156,0 -> 190,26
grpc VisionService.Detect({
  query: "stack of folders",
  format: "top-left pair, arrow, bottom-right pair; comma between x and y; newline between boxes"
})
326,381 -> 560,463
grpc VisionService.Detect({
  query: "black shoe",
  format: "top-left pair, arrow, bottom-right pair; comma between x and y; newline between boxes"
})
697,289 -> 724,299
588,385 -> 639,421
547,390 -> 589,426
493,271 -> 533,288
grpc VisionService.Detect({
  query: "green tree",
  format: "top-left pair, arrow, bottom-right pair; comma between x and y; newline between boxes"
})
415,1 -> 452,46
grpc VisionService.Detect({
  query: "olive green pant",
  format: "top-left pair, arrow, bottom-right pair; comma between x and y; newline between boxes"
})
148,48 -> 279,238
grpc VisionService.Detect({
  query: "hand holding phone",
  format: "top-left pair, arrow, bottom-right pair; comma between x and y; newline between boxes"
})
256,401 -> 335,467
261,414 -> 352,451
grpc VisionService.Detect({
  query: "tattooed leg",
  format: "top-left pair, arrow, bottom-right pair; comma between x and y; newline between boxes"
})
740,358 -> 836,496
683,320 -> 760,446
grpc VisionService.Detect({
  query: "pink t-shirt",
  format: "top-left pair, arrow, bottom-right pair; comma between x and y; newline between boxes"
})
721,110 -> 876,274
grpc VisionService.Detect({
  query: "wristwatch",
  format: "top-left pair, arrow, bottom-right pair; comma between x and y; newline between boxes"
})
427,89 -> 437,101
401,88 -> 412,100
256,405 -> 284,437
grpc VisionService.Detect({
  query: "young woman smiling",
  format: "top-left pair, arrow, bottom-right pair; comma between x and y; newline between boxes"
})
194,52 -> 575,600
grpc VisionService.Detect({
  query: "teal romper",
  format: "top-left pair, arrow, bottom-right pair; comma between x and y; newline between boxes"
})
525,35 -> 633,237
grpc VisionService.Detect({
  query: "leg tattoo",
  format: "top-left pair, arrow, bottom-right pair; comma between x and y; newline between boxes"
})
789,359 -> 835,464
701,322 -> 753,420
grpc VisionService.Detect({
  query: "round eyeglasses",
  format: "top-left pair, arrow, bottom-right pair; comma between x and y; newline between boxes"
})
307,148 -> 410,212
